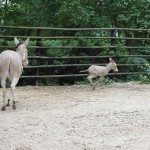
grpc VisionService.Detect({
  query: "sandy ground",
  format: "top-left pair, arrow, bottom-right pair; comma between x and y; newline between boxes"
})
0,82 -> 150,150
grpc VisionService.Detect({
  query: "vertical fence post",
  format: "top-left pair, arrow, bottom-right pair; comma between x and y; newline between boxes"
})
111,29 -> 118,46
35,29 -> 42,86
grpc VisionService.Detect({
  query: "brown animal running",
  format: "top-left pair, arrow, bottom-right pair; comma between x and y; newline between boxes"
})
0,37 -> 30,111
80,58 -> 118,90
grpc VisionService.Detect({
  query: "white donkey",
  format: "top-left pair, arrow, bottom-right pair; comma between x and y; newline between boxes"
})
0,37 -> 29,111
80,58 -> 118,90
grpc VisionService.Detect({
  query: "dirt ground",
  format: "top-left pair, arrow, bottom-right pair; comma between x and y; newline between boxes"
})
0,82 -> 150,150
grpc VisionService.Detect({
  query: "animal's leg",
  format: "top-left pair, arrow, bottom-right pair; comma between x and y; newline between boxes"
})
10,77 -> 19,110
6,99 -> 10,106
7,75 -> 13,104
93,76 -> 104,90
1,78 -> 6,111
87,75 -> 96,85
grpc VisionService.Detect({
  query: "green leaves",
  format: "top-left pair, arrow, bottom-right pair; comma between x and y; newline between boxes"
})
1,0 -> 149,28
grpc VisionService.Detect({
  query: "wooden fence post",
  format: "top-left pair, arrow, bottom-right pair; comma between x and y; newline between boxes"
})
111,29 -> 118,46
35,29 -> 42,86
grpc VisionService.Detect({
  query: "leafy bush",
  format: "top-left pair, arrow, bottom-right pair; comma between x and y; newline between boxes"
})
126,57 -> 149,72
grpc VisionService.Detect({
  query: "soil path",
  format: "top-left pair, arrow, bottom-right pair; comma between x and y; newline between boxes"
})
0,83 -> 149,150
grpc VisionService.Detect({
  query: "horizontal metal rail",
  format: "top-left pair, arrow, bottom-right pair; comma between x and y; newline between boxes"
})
20,72 -> 149,78
24,64 -> 149,69
1,26 -> 150,31
0,45 -> 150,49
0,35 -> 150,40
27,55 -> 150,59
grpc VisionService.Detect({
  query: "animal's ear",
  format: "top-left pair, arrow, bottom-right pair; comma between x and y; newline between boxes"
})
14,37 -> 20,46
24,37 -> 30,46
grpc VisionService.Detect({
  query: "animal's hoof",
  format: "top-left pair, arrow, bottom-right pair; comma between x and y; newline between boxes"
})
12,105 -> 16,110
1,106 -> 5,111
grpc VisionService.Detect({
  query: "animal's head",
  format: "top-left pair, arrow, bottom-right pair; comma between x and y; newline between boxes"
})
109,58 -> 118,72
14,37 -> 30,66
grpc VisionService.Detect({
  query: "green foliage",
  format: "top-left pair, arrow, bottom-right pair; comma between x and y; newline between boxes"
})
75,79 -> 89,85
127,57 -> 149,72
0,0 -> 149,85
0,0 -> 149,28
56,1 -> 95,27
100,77 -> 114,85
43,40 -> 67,57
139,75 -> 150,84
0,39 -> 5,45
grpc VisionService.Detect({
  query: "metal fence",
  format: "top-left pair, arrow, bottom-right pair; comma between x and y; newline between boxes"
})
0,26 -> 150,85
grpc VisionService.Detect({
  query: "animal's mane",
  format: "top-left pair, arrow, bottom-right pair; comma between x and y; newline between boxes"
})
16,42 -> 22,48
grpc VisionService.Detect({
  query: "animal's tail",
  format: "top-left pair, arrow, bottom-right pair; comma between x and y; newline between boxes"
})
7,59 -> 11,78
80,69 -> 89,73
